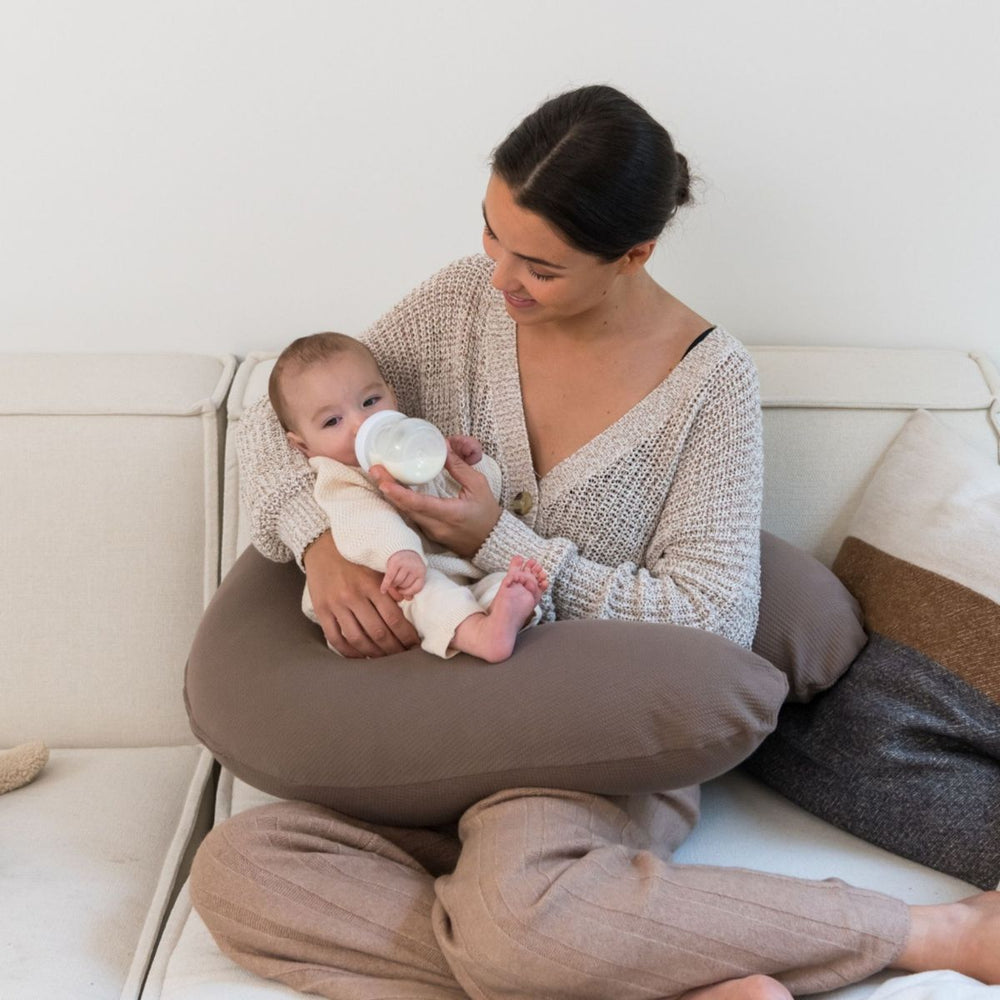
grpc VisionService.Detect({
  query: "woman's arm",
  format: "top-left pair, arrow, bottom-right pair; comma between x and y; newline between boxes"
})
236,395 -> 327,565
236,402 -> 419,655
474,352 -> 764,647
233,318 -> 419,569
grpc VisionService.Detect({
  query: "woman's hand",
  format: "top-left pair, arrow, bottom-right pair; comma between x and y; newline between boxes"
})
370,448 -> 502,558
302,531 -> 420,657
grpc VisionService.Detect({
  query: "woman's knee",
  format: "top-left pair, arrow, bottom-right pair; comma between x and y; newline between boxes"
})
432,867 -> 556,998
189,811 -> 257,957
189,804 -> 285,932
431,791 -> 629,998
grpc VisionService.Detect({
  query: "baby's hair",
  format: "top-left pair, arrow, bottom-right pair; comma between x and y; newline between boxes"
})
269,332 -> 378,432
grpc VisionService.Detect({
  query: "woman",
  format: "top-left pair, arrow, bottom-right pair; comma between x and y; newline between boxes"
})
191,86 -> 999,999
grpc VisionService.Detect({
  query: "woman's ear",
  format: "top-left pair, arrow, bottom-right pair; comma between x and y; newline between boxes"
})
286,430 -> 310,457
620,240 -> 657,272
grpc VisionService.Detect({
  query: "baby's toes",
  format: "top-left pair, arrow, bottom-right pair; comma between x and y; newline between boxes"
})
525,559 -> 548,588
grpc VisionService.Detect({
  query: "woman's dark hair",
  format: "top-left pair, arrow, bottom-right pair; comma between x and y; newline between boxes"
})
491,84 -> 691,261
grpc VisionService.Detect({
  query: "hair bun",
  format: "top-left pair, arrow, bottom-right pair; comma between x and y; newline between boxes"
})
674,151 -> 692,208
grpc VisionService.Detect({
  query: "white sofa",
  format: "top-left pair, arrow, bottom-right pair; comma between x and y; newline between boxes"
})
0,354 -> 234,999
2,346 -> 997,1000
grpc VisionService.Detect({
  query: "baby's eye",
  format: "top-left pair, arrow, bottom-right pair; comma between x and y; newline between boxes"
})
483,224 -> 497,241
323,416 -> 341,428
362,395 -> 381,408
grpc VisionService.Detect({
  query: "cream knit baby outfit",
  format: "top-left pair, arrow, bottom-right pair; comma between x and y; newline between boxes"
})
305,454 -> 536,658
238,253 -> 764,647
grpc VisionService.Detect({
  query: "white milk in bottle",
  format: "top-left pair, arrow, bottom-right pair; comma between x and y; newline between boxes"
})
354,410 -> 447,485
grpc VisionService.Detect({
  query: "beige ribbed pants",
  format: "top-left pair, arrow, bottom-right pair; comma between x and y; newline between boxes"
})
190,785 -> 909,999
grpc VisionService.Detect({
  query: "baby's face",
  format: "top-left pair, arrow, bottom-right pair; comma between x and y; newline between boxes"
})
284,352 -> 396,465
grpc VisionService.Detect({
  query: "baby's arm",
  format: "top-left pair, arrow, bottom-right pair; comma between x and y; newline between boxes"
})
382,550 -> 426,601
313,461 -> 427,602
311,458 -> 426,573
471,451 -> 503,501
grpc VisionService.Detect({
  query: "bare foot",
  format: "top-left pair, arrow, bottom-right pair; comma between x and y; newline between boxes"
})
680,974 -> 791,1000
450,556 -> 547,663
894,891 -> 1000,984
505,555 -> 548,606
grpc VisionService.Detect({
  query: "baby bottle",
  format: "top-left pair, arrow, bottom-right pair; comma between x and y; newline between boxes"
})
354,410 -> 448,485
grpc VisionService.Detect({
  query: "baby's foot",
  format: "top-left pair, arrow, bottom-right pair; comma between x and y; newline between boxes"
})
451,558 -> 546,663
477,561 -> 542,656
505,555 -> 549,605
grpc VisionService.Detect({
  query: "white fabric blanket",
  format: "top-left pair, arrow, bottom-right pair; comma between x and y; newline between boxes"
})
869,972 -> 1000,999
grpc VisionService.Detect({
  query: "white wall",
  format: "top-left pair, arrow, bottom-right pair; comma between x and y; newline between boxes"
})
1,0 -> 998,359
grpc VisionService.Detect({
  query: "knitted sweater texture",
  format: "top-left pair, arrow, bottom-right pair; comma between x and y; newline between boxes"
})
237,254 -> 764,647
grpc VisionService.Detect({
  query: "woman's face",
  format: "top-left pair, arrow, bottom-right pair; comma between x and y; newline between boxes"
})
481,174 -> 629,327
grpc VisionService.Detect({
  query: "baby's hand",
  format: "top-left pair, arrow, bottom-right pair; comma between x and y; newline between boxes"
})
447,434 -> 483,466
382,550 -> 426,601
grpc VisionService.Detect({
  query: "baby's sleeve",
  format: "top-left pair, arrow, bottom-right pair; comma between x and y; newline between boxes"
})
472,453 -> 504,502
311,458 -> 426,573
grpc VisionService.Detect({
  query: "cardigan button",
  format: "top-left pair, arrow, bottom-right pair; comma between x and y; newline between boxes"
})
510,491 -> 534,516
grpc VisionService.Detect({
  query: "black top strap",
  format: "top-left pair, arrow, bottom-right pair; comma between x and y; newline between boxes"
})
683,326 -> 716,358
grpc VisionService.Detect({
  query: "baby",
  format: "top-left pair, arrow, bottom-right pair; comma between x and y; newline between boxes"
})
268,332 -> 548,662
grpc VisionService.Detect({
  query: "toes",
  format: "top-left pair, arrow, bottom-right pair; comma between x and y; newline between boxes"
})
525,559 -> 549,589
504,557 -> 548,596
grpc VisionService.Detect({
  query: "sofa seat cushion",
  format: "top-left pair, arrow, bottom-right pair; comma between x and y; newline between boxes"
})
143,772 -> 299,1000
0,745 -> 213,1000
145,883 -> 301,999
147,770 -> 976,1000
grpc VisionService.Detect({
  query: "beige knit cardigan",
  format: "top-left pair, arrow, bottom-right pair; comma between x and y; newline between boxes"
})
237,254 -> 764,648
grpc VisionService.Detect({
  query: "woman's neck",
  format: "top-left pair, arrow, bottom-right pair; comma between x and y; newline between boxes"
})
523,271 -> 703,354
513,271 -> 711,478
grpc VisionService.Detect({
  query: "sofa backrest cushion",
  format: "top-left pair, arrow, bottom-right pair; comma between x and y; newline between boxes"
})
0,353 -> 235,747
754,347 -> 998,565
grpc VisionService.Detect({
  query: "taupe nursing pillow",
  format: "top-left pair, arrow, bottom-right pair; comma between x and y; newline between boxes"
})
185,531 -> 865,826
